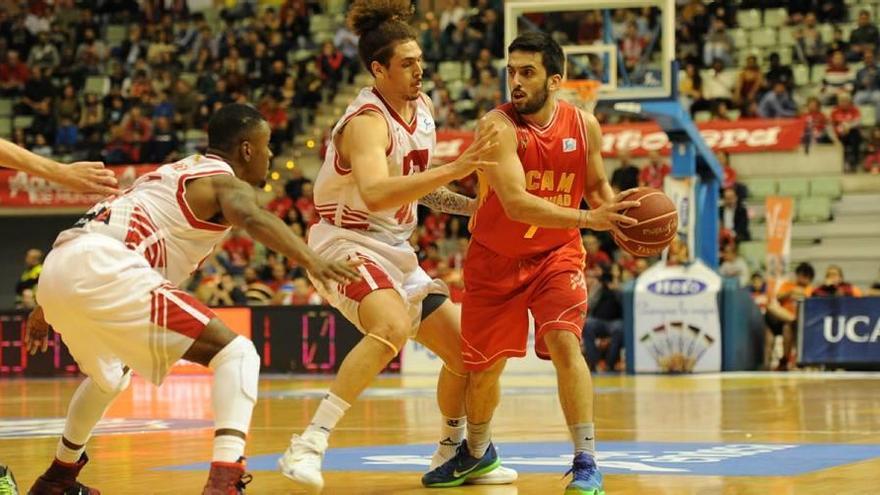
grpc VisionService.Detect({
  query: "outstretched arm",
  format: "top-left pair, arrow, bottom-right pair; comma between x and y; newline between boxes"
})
419,186 -> 477,216
211,175 -> 360,286
0,138 -> 119,195
344,112 -> 497,211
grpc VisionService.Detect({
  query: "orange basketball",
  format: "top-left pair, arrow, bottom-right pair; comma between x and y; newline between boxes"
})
613,188 -> 678,257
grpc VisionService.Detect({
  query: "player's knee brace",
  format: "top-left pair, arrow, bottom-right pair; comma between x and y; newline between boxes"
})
209,336 -> 260,432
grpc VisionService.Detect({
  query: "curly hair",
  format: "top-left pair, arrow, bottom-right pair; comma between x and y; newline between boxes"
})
347,0 -> 418,75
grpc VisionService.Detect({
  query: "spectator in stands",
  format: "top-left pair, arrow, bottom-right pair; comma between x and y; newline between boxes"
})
802,96 -> 835,152
582,266 -> 624,373
702,18 -> 734,68
201,271 -> 247,307
469,69 -> 499,115
116,24 -> 147,69
259,92 -> 292,154
439,0 -> 468,32
831,93 -> 863,172
170,78 -> 199,129
854,49 -> 880,119
75,27 -> 108,71
718,151 -> 748,200
55,116 -> 79,153
820,49 -> 854,105
284,277 -> 323,306
758,81 -> 798,118
792,13 -> 825,68
143,115 -> 180,164
848,10 -> 880,62
583,233 -> 612,277
31,132 -> 52,155
610,151 -> 640,192
766,262 -> 815,370
120,105 -> 152,161
318,40 -> 345,100
680,61 -> 710,116
764,52 -> 794,92
812,265 -> 863,297
27,31 -> 59,73
719,242 -> 750,286
294,60 -> 323,117
15,248 -> 43,308
102,124 -> 136,164
0,50 -> 29,96
19,66 -> 55,116
243,266 -> 274,305
620,21 -> 646,73
702,58 -> 735,111
826,26 -> 849,58
733,55 -> 763,112
719,186 -> 750,242
864,126 -> 880,174
334,23 -> 360,84
638,150 -> 670,189
295,181 -> 316,225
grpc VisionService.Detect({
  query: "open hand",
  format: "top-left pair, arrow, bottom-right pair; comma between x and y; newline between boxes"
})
55,161 -> 120,196
24,305 -> 51,355
451,121 -> 500,178
306,257 -> 363,287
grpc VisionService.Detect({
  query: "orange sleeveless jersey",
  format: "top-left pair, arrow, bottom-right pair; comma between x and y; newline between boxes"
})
469,100 -> 589,258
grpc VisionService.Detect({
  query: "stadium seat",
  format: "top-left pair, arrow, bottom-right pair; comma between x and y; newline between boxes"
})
763,8 -> 788,28
438,61 -> 464,82
793,64 -> 809,86
84,76 -> 110,96
0,99 -> 12,117
777,27 -> 795,46
777,178 -> 810,198
728,28 -> 747,48
797,196 -> 832,222
859,105 -> 876,126
744,178 -> 777,199
694,111 -> 713,123
446,79 -> 466,99
309,15 -> 333,34
736,9 -> 762,29
105,25 -> 127,47
809,177 -> 842,199
810,64 -> 827,85
818,24 -> 834,42
751,28 -> 778,48
12,115 -> 32,130
0,118 -> 10,138
738,241 -> 767,269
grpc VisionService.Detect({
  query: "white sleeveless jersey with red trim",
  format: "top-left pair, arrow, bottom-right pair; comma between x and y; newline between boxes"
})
54,154 -> 233,285
313,87 -> 436,246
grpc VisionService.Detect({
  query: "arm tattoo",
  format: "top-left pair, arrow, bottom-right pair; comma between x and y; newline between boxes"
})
419,187 -> 476,216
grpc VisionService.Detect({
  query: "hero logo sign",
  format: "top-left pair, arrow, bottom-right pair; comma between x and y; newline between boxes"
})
395,150 -> 429,224
647,278 -> 708,296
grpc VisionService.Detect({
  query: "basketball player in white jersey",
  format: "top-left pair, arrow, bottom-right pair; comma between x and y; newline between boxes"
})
24,104 -> 360,495
0,137 -> 119,195
278,0 -> 515,492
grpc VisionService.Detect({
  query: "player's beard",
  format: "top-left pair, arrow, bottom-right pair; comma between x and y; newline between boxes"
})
514,79 -> 550,115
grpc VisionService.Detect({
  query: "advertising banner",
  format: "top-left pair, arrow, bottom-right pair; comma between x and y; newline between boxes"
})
434,118 -> 806,162
799,297 -> 880,366
633,260 -> 722,373
764,196 -> 794,301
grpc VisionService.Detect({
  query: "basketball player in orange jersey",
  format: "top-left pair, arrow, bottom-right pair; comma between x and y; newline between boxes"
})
278,1 -> 517,492
0,137 -> 119,195
425,32 -> 641,494
23,104 -> 361,495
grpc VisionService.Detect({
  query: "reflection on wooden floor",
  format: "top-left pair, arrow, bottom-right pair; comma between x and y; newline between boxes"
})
1,372 -> 880,494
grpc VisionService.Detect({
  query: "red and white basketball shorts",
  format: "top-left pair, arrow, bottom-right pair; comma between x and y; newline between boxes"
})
308,223 -> 448,337
38,233 -> 216,390
461,236 -> 587,371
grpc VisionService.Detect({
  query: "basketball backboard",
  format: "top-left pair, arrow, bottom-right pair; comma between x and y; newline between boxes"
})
503,0 -> 676,103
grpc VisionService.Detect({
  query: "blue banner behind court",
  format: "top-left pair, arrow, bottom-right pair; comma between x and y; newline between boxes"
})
800,297 -> 880,366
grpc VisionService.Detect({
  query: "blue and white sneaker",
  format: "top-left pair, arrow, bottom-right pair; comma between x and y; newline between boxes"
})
421,439 -> 501,488
565,452 -> 605,495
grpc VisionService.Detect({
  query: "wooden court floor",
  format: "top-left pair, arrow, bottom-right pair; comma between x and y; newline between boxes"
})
1,372 -> 879,494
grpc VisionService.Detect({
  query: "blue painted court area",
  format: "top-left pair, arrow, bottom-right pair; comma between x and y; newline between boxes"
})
158,441 -> 880,476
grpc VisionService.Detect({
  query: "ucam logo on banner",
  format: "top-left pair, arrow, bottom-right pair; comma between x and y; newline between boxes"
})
799,297 -> 880,367
633,260 -> 722,373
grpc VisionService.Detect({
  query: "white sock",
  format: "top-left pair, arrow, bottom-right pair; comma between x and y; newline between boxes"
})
55,442 -> 85,464
213,435 -> 246,463
304,392 -> 350,440
434,416 -> 466,466
570,423 -> 596,457
467,421 -> 491,458
57,374 -> 130,463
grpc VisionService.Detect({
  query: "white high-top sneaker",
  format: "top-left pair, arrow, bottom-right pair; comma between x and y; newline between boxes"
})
278,432 -> 328,493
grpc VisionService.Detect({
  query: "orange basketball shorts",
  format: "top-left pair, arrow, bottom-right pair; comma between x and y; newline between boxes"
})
461,236 -> 588,371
